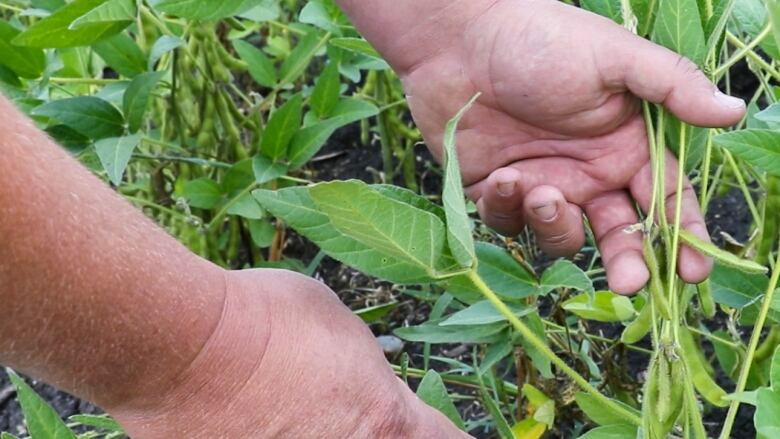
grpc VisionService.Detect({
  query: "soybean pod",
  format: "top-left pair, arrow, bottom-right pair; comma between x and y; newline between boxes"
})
678,326 -> 728,407
643,236 -> 672,320
621,297 -> 654,344
697,279 -> 716,318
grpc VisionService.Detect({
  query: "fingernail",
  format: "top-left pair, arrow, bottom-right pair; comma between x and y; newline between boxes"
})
533,203 -> 558,221
497,181 -> 515,197
714,90 -> 745,110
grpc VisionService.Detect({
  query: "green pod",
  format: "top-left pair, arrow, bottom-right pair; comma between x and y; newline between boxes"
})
216,41 -> 248,72
697,279 -> 716,318
643,237 -> 672,320
643,354 -> 672,439
679,230 -> 767,274
656,349 -> 673,422
678,326 -> 728,407
196,94 -> 217,150
206,42 -> 232,83
621,298 -> 653,344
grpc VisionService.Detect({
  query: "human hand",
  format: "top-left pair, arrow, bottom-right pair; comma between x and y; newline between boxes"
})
113,269 -> 470,438
397,0 -> 746,294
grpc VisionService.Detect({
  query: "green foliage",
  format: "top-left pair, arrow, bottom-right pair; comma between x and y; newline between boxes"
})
416,370 -> 466,429
6,369 -> 77,439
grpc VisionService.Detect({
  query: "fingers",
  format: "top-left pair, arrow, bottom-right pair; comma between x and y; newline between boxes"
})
605,32 -> 745,127
630,154 -> 714,284
523,185 -> 586,257
474,167 -> 527,236
474,169 -> 586,257
584,191 -> 648,294
397,379 -> 473,438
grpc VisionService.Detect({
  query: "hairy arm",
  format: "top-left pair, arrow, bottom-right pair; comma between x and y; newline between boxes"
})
0,95 -> 226,411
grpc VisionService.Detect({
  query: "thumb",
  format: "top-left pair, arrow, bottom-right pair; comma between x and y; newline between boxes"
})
610,33 -> 746,127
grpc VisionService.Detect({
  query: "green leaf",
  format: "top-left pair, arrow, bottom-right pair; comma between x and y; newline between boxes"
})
517,311 -> 553,378
70,0 -> 135,28
93,32 -> 147,78
0,21 -> 45,78
148,35 -> 183,71
329,97 -> 380,124
539,259 -> 594,294
287,98 -> 379,170
261,94 -> 302,161
13,0 -> 131,48
771,345 -> 780,390
279,31 -> 321,86
715,129 -> 780,177
563,291 -> 637,322
287,119 -> 340,170
33,96 -> 125,140
155,0 -> 257,21
768,0 -> 780,51
254,186 -> 449,283
309,180 -> 458,278
442,94 -> 479,268
310,61 -> 340,118
95,134 -> 141,186
183,178 -> 223,209
575,392 -> 641,426
6,369 -> 77,439
476,374 -> 515,439
477,339 -> 513,375
581,0 -> 624,23
227,193 -> 264,220
299,0 -> 343,34
394,320 -> 507,344
252,154 -> 288,184
709,263 -> 780,325
441,300 -> 534,326
447,242 -> 538,303
704,0 -> 735,53
355,301 -> 398,323
578,424 -> 639,439
652,0 -> 707,65
631,0 -> 659,36
233,39 -> 277,87
123,71 -> 164,132
68,414 -> 124,432
330,37 -> 385,62
416,370 -> 466,430
755,104 -> 780,125
248,219 -> 276,248
522,384 -> 555,427
679,229 -> 767,273
756,388 -> 780,438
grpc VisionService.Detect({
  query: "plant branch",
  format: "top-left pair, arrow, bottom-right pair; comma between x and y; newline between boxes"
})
466,270 -> 642,426
720,248 -> 780,438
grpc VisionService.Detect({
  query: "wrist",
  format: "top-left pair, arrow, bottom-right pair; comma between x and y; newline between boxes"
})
338,0 -> 500,74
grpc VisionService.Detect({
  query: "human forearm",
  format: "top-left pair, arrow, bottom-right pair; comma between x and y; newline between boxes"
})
0,96 -> 226,410
336,0 -> 498,73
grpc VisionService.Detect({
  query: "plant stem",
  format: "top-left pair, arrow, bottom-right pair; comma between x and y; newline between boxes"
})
719,249 -> 780,438
466,270 -> 642,426
666,124 -> 687,333
723,150 -> 762,228
714,23 -> 773,78
724,32 -> 780,82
